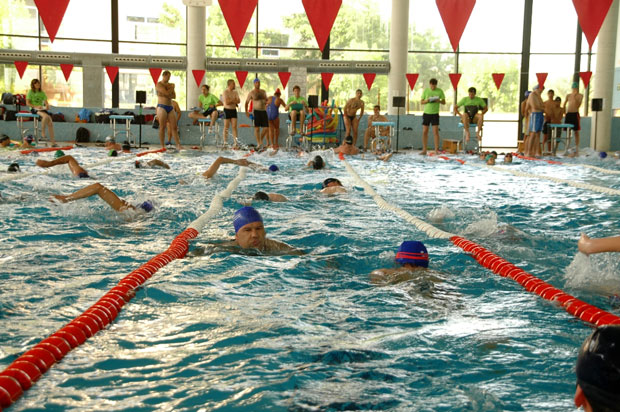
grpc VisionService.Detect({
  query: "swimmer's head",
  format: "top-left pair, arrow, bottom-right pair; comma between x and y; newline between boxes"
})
310,155 -> 324,170
54,150 -> 65,159
322,178 -> 342,188
7,162 -> 20,173
533,84 -> 540,90
0,134 -> 9,143
253,191 -> 269,201
345,136 -> 353,145
233,206 -> 263,233
134,160 -> 142,169
269,164 -> 279,172
600,151 -> 607,159
122,143 -> 131,152
504,153 -> 513,163
78,171 -> 89,179
575,325 -> 620,411
524,91 -> 531,98
108,149 -> 118,157
572,82 -> 579,89
253,77 -> 260,86
395,241 -> 429,268
24,135 -> 34,144
274,88 -> 281,96
105,136 -> 115,143
139,201 -> 153,213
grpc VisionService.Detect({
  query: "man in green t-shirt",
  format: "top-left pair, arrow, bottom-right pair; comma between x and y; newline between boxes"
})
189,84 -> 223,131
455,87 -> 488,143
285,85 -> 308,135
420,78 -> 445,155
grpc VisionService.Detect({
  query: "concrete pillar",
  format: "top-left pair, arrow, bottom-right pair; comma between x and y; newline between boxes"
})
184,0 -> 209,110
387,0 -> 409,115
83,56 -> 104,107
591,0 -> 618,151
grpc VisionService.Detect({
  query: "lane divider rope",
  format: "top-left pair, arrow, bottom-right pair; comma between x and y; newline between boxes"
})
513,153 -> 620,175
0,166 -> 247,409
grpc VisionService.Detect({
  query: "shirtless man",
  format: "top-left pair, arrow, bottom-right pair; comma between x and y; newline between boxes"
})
343,89 -> 365,146
222,79 -> 241,147
543,96 -> 564,153
334,135 -> 360,156
36,154 -> 89,178
51,183 -> 153,213
542,89 -> 556,153
363,105 -> 389,151
525,85 -> 544,157
245,78 -> 268,149
155,71 -> 181,150
563,82 -> 584,155
320,178 -> 347,195
520,91 -> 531,147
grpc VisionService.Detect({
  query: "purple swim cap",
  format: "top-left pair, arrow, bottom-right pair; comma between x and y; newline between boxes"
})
233,206 -> 263,233
395,241 -> 429,268
269,164 -> 279,172
139,201 -> 153,212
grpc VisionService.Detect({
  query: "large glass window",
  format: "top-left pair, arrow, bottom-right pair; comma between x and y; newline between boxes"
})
460,0 -> 523,53
531,0 -> 579,54
104,69 -> 187,110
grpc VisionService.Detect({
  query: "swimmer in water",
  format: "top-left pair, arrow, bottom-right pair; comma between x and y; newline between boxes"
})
307,155 -> 325,170
320,178 -> 346,195
36,152 -> 90,178
51,182 -> 153,213
371,241 -> 436,283
202,156 -> 271,178
135,159 -> 170,169
574,325 -> 620,412
578,233 -> 620,255
252,191 -> 288,202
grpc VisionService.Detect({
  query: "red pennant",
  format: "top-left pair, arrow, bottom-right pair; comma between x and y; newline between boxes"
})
436,0 -> 476,52
536,72 -> 548,88
34,0 -> 70,43
302,0 -> 343,52
192,69 -> 205,87
405,73 -> 419,91
105,66 -> 119,84
579,71 -> 592,88
449,73 -> 462,90
14,61 -> 28,79
363,73 -> 376,91
60,63 -> 73,81
572,0 -> 614,49
278,72 -> 291,89
321,73 -> 334,90
149,68 -> 162,85
235,70 -> 248,88
218,0 -> 258,50
492,73 -> 505,90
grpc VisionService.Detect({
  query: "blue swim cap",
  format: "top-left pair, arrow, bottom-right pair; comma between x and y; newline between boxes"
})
269,164 -> 279,172
395,241 -> 429,268
254,77 -> 260,83
233,206 -> 263,233
600,151 -> 607,159
139,201 -> 153,212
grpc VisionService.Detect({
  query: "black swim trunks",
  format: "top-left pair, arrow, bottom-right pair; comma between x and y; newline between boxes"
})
224,108 -> 237,119
253,109 -> 268,128
422,113 -> 440,126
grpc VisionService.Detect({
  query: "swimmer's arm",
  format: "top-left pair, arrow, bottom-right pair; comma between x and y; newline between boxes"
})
320,186 -> 346,195
202,157 -> 249,178
578,233 -> 620,255
156,82 -> 170,98
265,239 -> 305,255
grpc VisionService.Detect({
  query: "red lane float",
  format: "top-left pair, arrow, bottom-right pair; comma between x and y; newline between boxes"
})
0,227 -> 199,408
20,145 -> 74,155
513,153 -> 563,165
450,235 -> 620,326
136,147 -> 166,157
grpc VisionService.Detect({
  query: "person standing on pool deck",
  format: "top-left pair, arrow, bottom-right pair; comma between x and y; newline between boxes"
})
563,82 -> 584,156
525,84 -> 544,158
36,153 -> 89,178
343,89 -> 365,146
264,88 -> 286,149
245,78 -> 268,149
51,183 -> 153,213
574,325 -> 620,412
421,78 -> 445,155
222,79 -> 241,148
156,70 -> 182,150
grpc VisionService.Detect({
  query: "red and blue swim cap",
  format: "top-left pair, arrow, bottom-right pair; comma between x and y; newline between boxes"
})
233,206 -> 263,233
395,241 -> 429,268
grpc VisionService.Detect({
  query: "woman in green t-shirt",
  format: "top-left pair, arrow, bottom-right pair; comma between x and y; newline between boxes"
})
26,79 -> 56,146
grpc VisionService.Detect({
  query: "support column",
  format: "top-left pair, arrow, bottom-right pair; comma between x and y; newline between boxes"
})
184,0 -> 208,110
387,0 -> 409,115
83,56 -> 104,107
591,0 -> 618,151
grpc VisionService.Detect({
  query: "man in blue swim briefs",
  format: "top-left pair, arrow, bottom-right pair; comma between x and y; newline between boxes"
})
574,325 -> 620,412
525,84 -> 544,157
36,153 -> 90,178
156,70 -> 182,150
51,182 -> 153,213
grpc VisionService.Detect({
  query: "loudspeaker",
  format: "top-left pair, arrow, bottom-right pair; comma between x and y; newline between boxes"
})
136,90 -> 146,104
392,96 -> 405,108
308,95 -> 318,108
591,98 -> 603,112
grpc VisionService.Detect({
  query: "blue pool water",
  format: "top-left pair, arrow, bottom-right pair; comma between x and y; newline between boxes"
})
1,147 -> 619,411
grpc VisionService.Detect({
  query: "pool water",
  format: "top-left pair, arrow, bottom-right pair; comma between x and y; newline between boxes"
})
1,147 -> 619,411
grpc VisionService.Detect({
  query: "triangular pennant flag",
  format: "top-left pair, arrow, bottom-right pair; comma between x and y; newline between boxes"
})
192,69 -> 205,87
105,66 -> 119,84
536,72 -> 548,88
572,0 -> 614,49
579,71 -> 593,88
60,63 -> 73,81
278,72 -> 291,89
149,68 -> 163,85
34,0 -> 70,43
436,0 -> 476,52
218,0 -> 258,50
363,73 -> 376,91
405,73 -> 419,91
492,73 -> 505,90
321,72 -> 334,90
449,73 -> 462,90
14,61 -> 28,79
302,0 -> 342,52
235,70 -> 248,88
